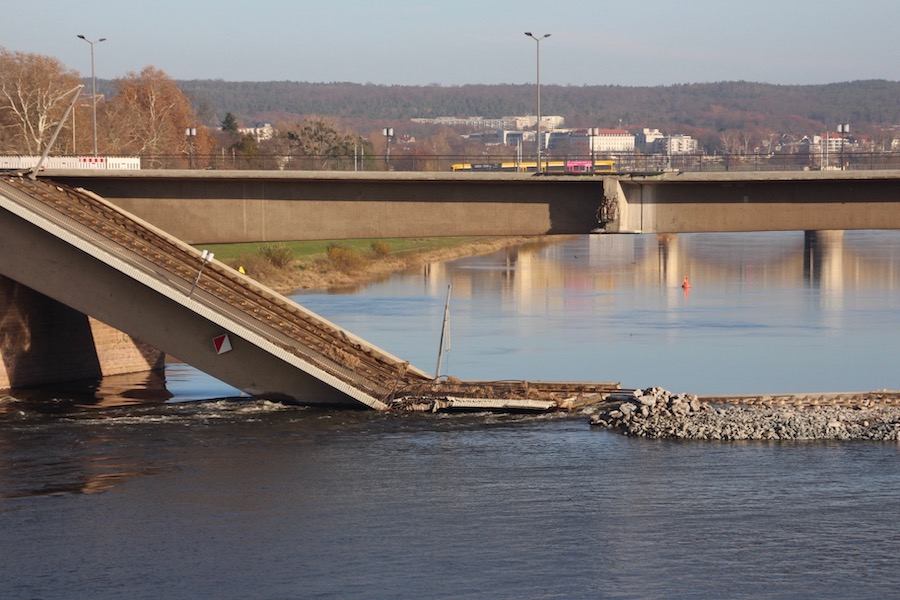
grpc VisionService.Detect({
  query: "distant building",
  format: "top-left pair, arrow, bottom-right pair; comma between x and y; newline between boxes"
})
238,123 -> 274,143
588,129 -> 635,153
636,128 -> 664,153
815,132 -> 848,154
412,116 -> 519,129
801,133 -> 858,156
659,134 -> 698,155
539,115 -> 566,130
463,130 -> 503,145
411,115 -> 564,130
547,130 -> 576,150
502,130 -> 528,147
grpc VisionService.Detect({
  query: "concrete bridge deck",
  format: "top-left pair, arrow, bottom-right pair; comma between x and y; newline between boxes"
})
0,174 -> 618,408
37,168 -> 900,243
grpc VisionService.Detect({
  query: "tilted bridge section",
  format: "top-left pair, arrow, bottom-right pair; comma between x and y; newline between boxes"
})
0,175 -> 617,409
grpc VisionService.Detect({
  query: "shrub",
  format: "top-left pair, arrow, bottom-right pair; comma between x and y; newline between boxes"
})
370,240 -> 390,258
231,253 -> 276,279
326,243 -> 366,272
259,243 -> 294,268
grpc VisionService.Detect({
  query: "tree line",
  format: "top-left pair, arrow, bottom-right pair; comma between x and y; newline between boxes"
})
0,48 -> 215,163
3,46 -> 899,167
176,79 -> 900,147
0,48 -> 375,169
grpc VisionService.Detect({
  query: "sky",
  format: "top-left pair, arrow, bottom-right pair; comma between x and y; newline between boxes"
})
5,0 -> 900,87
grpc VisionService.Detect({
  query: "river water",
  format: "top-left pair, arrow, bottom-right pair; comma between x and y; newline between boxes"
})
2,232 -> 900,599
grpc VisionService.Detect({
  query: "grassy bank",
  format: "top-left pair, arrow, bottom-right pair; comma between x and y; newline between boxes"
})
201,237 -> 491,263
199,236 -> 550,294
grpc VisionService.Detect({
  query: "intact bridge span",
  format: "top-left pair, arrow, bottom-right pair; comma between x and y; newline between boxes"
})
37,169 -> 900,243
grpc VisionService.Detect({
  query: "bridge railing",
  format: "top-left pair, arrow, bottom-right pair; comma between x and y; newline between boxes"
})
26,151 -> 900,174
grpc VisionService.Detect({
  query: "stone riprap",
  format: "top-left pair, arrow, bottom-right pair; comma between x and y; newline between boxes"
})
589,387 -> 900,440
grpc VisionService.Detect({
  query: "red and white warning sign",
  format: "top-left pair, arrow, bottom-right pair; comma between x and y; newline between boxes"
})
213,334 -> 232,355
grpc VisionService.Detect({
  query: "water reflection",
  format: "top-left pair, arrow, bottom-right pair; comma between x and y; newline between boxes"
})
0,413 -> 165,498
1,369 -> 172,416
434,230 -> 900,320
298,231 -> 900,396
438,231 -> 899,308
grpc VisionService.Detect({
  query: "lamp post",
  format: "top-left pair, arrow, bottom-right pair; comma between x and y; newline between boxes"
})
186,127 -> 197,169
838,123 -> 849,170
383,127 -> 394,170
189,250 -> 214,296
525,32 -> 550,174
77,34 -> 106,157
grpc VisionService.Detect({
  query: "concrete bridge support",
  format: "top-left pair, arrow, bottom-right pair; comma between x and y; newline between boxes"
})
0,276 -> 163,389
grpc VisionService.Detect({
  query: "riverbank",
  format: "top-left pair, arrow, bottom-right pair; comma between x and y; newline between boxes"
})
589,387 -> 900,440
222,235 -> 555,294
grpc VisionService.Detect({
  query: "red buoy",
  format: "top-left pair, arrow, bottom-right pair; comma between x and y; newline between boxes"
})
682,276 -> 691,289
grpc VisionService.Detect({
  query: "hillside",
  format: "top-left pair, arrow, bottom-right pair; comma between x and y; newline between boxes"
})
169,79 -> 900,147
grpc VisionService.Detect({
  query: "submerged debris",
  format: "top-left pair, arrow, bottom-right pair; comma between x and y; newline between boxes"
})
390,380 -> 619,412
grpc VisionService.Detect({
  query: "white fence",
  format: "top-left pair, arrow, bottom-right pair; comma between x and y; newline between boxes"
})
0,156 -> 141,170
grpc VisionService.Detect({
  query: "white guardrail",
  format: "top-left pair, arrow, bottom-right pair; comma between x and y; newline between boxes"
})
0,156 -> 140,170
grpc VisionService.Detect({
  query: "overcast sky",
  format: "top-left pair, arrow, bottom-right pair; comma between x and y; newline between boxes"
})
6,0 -> 899,86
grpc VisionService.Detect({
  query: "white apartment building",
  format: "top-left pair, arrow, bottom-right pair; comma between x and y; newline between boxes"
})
660,134 -> 698,155
588,129 -> 635,153
812,133 -> 851,154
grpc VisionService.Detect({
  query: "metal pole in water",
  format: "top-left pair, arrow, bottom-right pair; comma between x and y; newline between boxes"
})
434,284 -> 452,380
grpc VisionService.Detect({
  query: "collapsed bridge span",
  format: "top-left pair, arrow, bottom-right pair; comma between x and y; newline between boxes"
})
0,174 -> 619,409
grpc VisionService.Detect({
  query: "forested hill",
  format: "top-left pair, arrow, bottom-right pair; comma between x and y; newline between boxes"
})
174,79 -> 900,136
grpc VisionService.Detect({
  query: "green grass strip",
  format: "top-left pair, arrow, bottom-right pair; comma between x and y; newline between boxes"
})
198,237 -> 492,262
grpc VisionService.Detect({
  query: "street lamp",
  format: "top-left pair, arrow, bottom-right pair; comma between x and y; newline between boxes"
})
838,123 -> 850,170
186,127 -> 197,169
525,32 -> 550,174
77,34 -> 106,157
189,250 -> 215,296
383,127 -> 394,170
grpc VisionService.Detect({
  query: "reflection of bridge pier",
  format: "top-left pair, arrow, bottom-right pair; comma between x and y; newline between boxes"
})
418,231 -> 894,320
656,234 -> 688,290
804,230 -> 845,292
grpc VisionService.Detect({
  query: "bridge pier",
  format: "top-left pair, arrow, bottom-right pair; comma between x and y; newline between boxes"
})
0,276 -> 163,390
599,171 -> 900,234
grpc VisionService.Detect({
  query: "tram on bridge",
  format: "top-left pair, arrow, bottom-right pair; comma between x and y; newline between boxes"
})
451,159 -> 616,174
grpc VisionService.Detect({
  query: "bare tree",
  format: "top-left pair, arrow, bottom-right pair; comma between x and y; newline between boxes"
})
718,130 -> 739,154
101,66 -> 209,166
0,48 -> 82,154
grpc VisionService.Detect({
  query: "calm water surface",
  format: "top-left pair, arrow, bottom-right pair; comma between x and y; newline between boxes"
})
298,230 -> 900,395
2,232 -> 900,599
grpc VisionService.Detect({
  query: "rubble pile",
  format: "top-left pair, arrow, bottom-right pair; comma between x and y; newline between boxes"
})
589,387 -> 900,440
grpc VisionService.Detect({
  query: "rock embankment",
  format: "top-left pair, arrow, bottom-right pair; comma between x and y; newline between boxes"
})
589,387 -> 900,440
